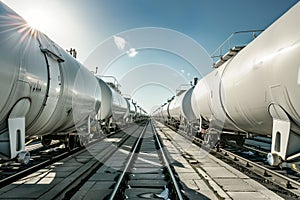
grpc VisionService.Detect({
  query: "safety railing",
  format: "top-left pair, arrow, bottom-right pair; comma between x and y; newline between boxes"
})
211,30 -> 264,68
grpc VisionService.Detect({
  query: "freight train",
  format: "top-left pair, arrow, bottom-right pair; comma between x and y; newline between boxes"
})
153,2 -> 300,166
0,2 -> 147,164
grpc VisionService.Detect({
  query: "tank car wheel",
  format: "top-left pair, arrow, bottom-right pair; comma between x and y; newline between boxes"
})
41,136 -> 52,147
68,135 -> 76,150
204,133 -> 219,148
103,127 -> 110,134
267,153 -> 282,166
79,135 -> 89,147
93,127 -> 102,138
63,135 -> 69,149
219,141 -> 226,148
236,136 -> 245,147
17,151 -> 30,165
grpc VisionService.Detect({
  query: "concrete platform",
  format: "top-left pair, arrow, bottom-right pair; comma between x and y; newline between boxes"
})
155,122 -> 284,200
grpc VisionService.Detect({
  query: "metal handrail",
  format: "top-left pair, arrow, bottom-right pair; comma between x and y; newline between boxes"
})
175,84 -> 191,96
211,30 -> 264,62
96,75 -> 121,90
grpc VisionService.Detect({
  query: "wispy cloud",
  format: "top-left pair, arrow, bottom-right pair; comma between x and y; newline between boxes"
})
127,48 -> 138,57
113,35 -> 138,58
113,35 -> 126,50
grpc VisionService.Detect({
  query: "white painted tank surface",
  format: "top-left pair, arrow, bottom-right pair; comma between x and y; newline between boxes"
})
128,100 -> 137,118
96,78 -> 129,124
152,106 -> 163,121
0,2 -> 101,159
181,87 -> 197,123
161,103 -> 169,122
168,94 -> 184,122
191,2 -> 300,164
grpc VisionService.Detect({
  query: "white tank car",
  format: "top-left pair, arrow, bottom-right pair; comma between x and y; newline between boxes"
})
161,103 -> 169,122
0,2 -> 102,163
158,86 -> 198,132
168,88 -> 190,129
141,109 -> 148,117
181,87 -> 197,123
136,106 -> 147,121
129,99 -> 137,121
151,106 -> 164,122
192,2 -> 300,165
169,97 -> 180,118
126,99 -> 137,123
136,106 -> 142,119
96,78 -> 129,133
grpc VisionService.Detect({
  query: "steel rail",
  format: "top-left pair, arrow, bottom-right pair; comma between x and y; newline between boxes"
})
109,121 -> 149,200
0,129 -> 121,188
218,148 -> 300,197
0,143 -> 83,188
151,120 -> 184,200
54,123 -> 145,200
157,120 -> 300,198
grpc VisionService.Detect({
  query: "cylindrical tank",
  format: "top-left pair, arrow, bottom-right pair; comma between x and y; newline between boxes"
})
0,2 -> 101,136
193,2 -> 300,134
0,2 -> 101,159
191,2 -> 300,163
96,78 -> 129,124
164,87 -> 198,129
125,98 -> 137,122
129,100 -> 137,118
168,88 -> 196,121
181,87 -> 197,123
152,106 -> 162,121
168,95 -> 184,122
160,104 -> 169,122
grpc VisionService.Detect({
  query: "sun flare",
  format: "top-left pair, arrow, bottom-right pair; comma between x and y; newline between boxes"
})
24,10 -> 48,32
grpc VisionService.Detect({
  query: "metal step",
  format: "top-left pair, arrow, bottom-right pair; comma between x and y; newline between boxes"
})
213,45 -> 246,68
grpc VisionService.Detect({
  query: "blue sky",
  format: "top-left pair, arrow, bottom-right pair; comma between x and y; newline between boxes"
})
3,0 -> 298,61
2,0 -> 299,112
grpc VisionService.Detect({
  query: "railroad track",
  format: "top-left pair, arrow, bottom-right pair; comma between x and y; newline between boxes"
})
0,140 -> 65,184
108,120 -> 183,200
1,120 -> 181,199
0,139 -> 61,167
243,136 -> 271,154
0,123 -> 141,188
67,120 -> 184,199
2,120 -> 289,199
211,147 -> 300,199
159,122 -> 300,198
216,141 -> 300,199
168,125 -> 300,199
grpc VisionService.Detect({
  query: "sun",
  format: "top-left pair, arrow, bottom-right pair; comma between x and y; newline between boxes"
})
24,10 -> 48,32
26,17 -> 42,31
